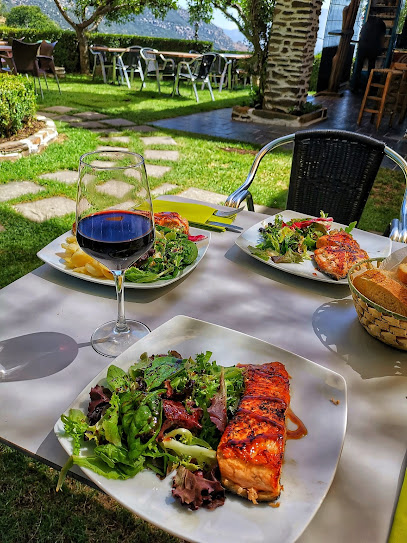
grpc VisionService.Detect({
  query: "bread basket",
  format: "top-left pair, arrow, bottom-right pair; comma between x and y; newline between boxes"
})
348,257 -> 407,350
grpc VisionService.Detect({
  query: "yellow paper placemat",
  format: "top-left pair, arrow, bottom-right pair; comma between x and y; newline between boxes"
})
389,468 -> 407,543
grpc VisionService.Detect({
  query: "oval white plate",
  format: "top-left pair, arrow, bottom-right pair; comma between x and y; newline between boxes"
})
37,228 -> 210,289
235,210 -> 392,284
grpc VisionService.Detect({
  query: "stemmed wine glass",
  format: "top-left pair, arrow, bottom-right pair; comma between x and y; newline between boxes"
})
76,150 -> 155,357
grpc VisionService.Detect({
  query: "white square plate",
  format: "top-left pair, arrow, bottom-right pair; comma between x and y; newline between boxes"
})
235,210 -> 392,284
54,315 -> 347,543
37,228 -> 210,289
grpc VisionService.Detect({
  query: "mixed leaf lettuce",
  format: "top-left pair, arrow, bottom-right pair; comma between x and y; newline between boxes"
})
58,351 -> 244,510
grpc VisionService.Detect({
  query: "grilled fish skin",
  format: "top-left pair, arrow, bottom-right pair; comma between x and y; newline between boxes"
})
314,231 -> 368,280
217,362 -> 290,503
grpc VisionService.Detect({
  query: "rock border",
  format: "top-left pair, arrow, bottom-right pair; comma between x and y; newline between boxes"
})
232,106 -> 328,128
0,116 -> 58,162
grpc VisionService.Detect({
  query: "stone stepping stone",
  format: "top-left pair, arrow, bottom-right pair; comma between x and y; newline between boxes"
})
125,126 -> 155,133
107,200 -> 136,211
141,136 -> 177,146
96,180 -> 133,198
123,169 -> 141,180
73,112 -> 109,120
144,150 -> 179,161
102,118 -> 136,128
0,181 -> 45,202
13,197 -> 75,222
90,160 -> 117,168
99,136 -> 130,144
178,188 -> 227,205
39,170 -> 95,185
36,111 -> 58,119
96,146 -> 131,153
88,128 -> 121,134
151,183 -> 178,196
57,115 -> 82,123
146,164 -> 171,178
43,106 -> 75,114
73,121 -> 107,129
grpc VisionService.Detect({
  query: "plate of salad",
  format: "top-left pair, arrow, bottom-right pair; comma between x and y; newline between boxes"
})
37,225 -> 210,289
235,210 -> 392,284
54,315 -> 347,543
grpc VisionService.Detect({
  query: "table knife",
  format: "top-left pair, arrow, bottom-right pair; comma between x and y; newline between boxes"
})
206,221 -> 243,232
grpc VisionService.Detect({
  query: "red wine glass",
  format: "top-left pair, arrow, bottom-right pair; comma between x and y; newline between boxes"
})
76,150 -> 155,357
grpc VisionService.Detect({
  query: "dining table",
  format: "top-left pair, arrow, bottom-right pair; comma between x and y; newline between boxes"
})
0,195 -> 406,542
90,46 -> 130,86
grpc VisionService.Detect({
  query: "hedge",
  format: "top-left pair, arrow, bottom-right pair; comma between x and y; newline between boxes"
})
0,26 -> 212,73
0,73 -> 36,138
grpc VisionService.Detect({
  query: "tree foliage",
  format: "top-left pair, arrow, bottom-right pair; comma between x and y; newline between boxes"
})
6,5 -> 60,31
53,0 -> 176,73
187,0 -> 275,96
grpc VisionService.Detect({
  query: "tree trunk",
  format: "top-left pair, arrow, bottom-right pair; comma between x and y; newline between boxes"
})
75,27 -> 90,75
263,0 -> 323,113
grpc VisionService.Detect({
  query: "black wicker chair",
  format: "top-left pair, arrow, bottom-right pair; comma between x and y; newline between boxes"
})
225,130 -> 407,241
37,40 -> 61,94
11,39 -> 43,98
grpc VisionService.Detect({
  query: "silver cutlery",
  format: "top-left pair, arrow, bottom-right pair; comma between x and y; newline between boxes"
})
213,207 -> 244,218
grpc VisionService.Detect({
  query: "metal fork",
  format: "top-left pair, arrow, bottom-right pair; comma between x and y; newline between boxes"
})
213,207 -> 244,218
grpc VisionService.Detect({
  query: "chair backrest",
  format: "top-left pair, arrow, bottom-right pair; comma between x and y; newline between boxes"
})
287,130 -> 385,224
194,53 -> 216,80
141,48 -> 158,73
90,44 -> 109,63
121,46 -> 142,68
11,39 -> 39,74
39,40 -> 57,57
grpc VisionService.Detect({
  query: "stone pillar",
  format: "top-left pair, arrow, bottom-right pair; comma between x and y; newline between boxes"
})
263,0 -> 323,113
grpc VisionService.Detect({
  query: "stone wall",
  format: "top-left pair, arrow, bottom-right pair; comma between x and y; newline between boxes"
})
264,0 -> 323,113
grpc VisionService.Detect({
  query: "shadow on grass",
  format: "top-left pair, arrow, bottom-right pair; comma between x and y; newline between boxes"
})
0,444 -> 180,543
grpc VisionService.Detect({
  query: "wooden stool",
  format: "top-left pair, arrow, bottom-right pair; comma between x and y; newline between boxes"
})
357,68 -> 403,129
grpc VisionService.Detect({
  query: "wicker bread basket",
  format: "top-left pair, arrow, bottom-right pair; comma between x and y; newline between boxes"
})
348,257 -> 407,350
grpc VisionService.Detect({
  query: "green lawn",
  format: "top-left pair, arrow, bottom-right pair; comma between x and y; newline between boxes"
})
0,74 -> 406,543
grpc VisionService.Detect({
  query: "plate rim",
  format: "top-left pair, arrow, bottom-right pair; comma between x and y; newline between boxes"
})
54,314 -> 348,543
37,228 -> 210,290
235,210 -> 392,284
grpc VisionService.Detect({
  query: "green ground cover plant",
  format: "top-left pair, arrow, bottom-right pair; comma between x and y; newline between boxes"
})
0,74 -> 405,542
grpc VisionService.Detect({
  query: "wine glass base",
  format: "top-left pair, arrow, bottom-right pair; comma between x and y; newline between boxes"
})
91,320 -> 151,358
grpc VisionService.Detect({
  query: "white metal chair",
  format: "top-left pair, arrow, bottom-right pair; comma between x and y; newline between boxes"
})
120,46 -> 145,87
140,48 -> 175,93
174,53 -> 216,102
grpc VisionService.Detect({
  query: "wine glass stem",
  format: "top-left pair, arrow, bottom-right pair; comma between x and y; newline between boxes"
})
112,271 -> 129,334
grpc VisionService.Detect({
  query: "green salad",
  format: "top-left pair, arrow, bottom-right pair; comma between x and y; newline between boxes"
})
125,225 -> 201,283
58,351 -> 244,510
248,213 -> 355,264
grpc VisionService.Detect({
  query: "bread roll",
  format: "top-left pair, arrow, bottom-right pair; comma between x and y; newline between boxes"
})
353,269 -> 407,317
397,263 -> 407,285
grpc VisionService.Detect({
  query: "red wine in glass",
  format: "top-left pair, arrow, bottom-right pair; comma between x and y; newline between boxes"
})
76,210 -> 154,270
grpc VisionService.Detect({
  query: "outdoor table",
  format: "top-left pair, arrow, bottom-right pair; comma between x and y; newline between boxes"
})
0,44 -> 12,57
221,53 -> 252,90
0,195 -> 406,542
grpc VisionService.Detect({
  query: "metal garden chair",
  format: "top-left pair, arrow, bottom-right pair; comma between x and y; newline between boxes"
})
174,53 -> 216,102
37,40 -> 61,94
224,129 -> 407,242
140,48 -> 175,93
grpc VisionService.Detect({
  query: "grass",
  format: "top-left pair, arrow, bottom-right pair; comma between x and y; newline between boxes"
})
0,73 -> 406,542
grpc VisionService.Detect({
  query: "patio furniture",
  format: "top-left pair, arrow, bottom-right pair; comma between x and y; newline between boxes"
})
37,40 -> 61,94
140,48 -> 175,93
11,38 -> 44,98
120,46 -> 145,87
90,45 -> 128,85
174,52 -> 216,102
0,194 -> 405,543
225,129 -> 407,240
209,53 -> 230,92
357,66 -> 406,129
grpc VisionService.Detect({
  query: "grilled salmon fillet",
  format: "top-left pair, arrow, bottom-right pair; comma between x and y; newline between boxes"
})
217,362 -> 290,503
314,230 -> 368,280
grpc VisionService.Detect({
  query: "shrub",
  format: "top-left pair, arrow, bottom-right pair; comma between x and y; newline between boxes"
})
0,26 -> 212,73
0,73 -> 36,138
309,53 -> 321,93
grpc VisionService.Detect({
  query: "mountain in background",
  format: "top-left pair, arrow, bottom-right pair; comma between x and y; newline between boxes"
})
2,0 -> 249,51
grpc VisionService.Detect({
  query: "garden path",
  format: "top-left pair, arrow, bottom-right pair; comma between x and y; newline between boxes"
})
4,107 -> 273,227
